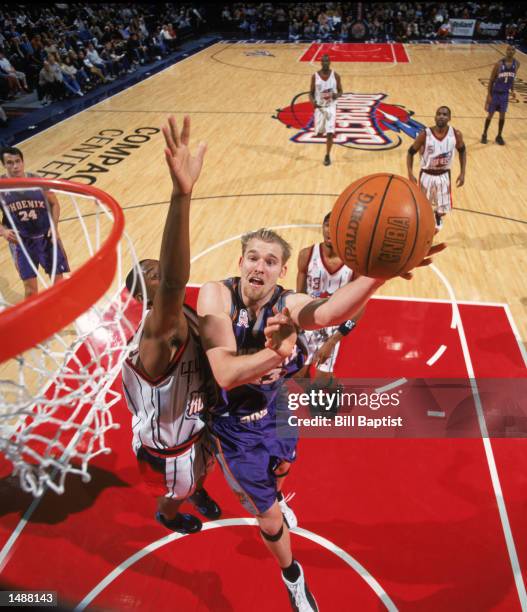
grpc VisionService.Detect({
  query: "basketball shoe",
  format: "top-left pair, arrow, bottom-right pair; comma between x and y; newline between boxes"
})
278,491 -> 298,529
282,562 -> 319,611
156,511 -> 202,534
189,487 -> 221,520
480,133 -> 488,144
324,154 -> 331,166
496,135 -> 505,145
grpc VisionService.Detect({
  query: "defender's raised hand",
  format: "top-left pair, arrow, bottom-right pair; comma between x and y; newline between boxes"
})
162,115 -> 207,195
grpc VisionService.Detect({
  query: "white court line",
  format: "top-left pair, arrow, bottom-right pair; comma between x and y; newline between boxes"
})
299,41 -> 315,62
427,410 -> 446,418
437,269 -> 527,609
390,43 -> 397,68
74,518 -> 398,612
190,223 -> 318,263
375,378 -> 407,394
18,41 -> 220,146
372,294 -> 507,307
310,42 -> 323,65
503,303 -> 527,368
430,264 -> 458,329
426,344 -> 447,366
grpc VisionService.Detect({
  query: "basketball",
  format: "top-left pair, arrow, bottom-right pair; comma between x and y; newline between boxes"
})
329,173 -> 436,279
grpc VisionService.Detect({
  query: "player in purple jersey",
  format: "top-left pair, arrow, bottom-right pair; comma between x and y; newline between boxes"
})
481,45 -> 520,145
0,146 -> 70,298
198,227 -> 445,611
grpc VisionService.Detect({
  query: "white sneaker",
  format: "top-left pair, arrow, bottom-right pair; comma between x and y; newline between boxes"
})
279,492 -> 298,530
282,563 -> 319,612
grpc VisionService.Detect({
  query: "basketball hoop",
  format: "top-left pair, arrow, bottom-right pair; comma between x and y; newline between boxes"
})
0,178 -> 147,496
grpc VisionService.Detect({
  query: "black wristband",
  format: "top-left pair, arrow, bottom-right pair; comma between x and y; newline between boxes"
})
337,320 -> 356,336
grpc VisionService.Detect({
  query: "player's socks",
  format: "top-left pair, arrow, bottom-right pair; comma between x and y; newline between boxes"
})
282,562 -> 319,612
435,213 -> 443,231
323,154 -> 331,166
188,487 -> 221,520
481,133 -> 488,144
282,560 -> 301,582
277,491 -> 298,529
156,511 -> 202,534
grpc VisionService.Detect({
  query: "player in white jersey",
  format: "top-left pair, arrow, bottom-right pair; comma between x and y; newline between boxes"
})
121,116 -> 220,534
407,106 -> 466,231
309,54 -> 342,166
296,213 -> 362,387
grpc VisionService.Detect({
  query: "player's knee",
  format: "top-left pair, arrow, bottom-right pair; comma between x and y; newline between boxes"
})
274,461 -> 291,478
260,522 -> 284,542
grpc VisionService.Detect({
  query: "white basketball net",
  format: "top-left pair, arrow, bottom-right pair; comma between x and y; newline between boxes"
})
0,185 -> 146,496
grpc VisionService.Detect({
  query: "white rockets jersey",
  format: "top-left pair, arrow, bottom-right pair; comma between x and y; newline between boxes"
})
315,70 -> 337,108
306,243 -> 354,299
420,126 -> 456,171
121,307 -> 207,454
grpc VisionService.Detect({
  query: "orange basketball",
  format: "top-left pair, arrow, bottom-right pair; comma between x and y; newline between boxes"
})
329,173 -> 435,279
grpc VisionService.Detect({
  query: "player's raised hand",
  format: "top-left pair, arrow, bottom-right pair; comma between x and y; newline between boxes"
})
400,242 -> 447,280
264,307 -> 298,358
162,115 -> 207,195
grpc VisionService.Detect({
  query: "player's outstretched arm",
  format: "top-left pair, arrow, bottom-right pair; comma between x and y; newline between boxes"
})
407,130 -> 425,184
280,243 -> 446,330
198,281 -> 296,390
141,116 -> 206,376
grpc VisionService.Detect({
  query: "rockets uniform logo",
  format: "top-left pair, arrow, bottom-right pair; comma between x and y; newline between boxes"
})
274,92 -> 425,151
237,309 -> 249,328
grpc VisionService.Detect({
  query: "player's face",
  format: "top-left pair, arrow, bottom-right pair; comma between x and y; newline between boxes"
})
3,153 -> 25,178
139,259 -> 160,307
434,107 -> 450,128
506,46 -> 515,60
239,239 -> 287,303
322,221 -> 332,248
321,56 -> 330,71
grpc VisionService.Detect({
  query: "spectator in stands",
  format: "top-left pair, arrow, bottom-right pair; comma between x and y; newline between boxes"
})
38,59 -> 66,104
0,49 -> 28,93
58,54 -> 84,96
78,49 -> 106,84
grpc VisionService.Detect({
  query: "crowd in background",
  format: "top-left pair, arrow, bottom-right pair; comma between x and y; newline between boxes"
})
219,3 -> 527,43
0,3 -> 525,115
0,4 -> 206,105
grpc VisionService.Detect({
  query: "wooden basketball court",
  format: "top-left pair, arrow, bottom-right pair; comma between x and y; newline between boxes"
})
1,41 -> 527,611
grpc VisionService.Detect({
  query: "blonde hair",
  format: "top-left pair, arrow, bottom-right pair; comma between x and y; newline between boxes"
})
241,228 -> 292,264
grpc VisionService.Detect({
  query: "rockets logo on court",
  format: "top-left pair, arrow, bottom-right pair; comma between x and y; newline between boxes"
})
274,92 -> 425,151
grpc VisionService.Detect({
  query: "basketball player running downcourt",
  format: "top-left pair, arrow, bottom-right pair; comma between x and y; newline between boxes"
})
122,116 -> 221,535
309,54 -> 342,166
481,44 -> 520,145
296,212 -> 362,388
198,224 -> 444,610
0,146 -> 70,298
407,106 -> 466,231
